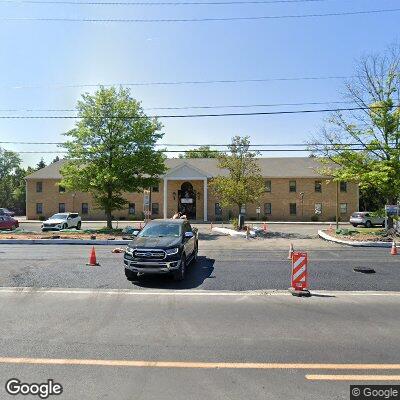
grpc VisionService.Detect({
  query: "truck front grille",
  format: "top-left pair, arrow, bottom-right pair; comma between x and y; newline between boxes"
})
133,249 -> 166,260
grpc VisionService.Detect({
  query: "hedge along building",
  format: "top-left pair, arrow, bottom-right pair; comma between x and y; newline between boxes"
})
25,157 -> 359,222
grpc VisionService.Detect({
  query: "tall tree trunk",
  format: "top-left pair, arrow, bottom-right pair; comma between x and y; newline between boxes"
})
106,209 -> 112,229
106,187 -> 113,229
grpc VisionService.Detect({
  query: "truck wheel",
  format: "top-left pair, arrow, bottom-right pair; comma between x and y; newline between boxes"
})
365,220 -> 372,228
76,221 -> 81,230
351,224 -> 357,227
174,254 -> 186,281
125,269 -> 138,281
62,223 -> 67,230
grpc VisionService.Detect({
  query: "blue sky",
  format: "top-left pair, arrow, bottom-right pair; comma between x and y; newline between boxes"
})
0,0 -> 399,166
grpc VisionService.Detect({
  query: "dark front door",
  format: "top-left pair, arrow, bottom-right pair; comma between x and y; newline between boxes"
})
178,182 -> 196,219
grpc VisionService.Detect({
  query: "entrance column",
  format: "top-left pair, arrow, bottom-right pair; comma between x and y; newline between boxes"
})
203,178 -> 208,222
163,178 -> 168,219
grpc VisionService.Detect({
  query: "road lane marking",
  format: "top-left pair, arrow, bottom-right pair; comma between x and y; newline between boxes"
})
1,358 -> 400,370
306,375 -> 400,381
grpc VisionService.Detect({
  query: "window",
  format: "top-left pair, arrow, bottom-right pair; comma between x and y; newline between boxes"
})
315,203 -> 322,214
340,181 -> 347,192
340,203 -> 348,214
128,203 -> 136,215
81,203 -> 89,215
265,180 -> 271,192
315,180 -> 322,193
240,204 -> 246,214
152,183 -> 159,193
264,203 -> 272,215
289,203 -> 297,215
59,185 -> 65,193
36,182 -> 43,193
152,203 -> 159,215
289,180 -> 296,193
36,203 -> 43,214
59,203 -> 66,213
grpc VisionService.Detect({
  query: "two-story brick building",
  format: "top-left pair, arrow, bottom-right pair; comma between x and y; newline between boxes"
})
25,157 -> 359,221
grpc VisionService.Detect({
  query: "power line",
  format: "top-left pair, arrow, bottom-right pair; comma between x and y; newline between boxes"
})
1,8 -> 400,22
0,0 -> 331,5
6,148 -> 383,154
0,141 -> 375,146
1,76 -> 352,90
0,100 -> 355,112
0,105 -> 396,119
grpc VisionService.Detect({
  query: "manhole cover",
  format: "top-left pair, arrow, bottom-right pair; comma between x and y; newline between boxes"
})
353,267 -> 376,274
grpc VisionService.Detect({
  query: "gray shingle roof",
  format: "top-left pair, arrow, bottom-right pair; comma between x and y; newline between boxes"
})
25,157 -> 328,180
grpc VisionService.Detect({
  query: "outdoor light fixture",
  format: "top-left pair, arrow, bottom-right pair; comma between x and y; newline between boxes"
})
173,192 -> 176,200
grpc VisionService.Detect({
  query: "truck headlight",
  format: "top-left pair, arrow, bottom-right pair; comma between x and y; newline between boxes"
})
165,248 -> 179,255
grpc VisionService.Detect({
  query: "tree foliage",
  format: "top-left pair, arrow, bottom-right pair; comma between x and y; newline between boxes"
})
0,148 -> 26,211
60,87 -> 166,228
208,136 -> 265,216
179,145 -> 220,159
310,46 -> 400,213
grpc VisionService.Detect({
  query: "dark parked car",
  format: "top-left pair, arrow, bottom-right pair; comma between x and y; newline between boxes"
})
123,219 -> 198,281
0,208 -> 15,217
0,215 -> 19,230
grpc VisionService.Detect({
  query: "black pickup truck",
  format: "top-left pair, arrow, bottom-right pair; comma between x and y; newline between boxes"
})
123,219 -> 198,281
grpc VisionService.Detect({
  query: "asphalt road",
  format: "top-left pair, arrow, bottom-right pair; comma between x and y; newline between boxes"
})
1,243 -> 399,291
0,289 -> 399,400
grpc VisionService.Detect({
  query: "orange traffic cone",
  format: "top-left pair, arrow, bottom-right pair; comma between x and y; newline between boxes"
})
263,222 -> 268,232
287,243 -> 294,260
87,246 -> 100,266
391,241 -> 398,256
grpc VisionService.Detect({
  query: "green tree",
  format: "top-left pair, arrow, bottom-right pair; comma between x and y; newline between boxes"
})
36,158 -> 46,170
60,87 -> 166,228
310,46 -> 400,227
208,136 -> 265,216
0,148 -> 22,209
179,145 -> 220,159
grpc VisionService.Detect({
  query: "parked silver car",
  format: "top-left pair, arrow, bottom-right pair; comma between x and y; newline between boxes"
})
350,212 -> 385,228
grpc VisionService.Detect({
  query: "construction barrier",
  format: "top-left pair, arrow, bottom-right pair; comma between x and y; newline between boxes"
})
291,252 -> 308,292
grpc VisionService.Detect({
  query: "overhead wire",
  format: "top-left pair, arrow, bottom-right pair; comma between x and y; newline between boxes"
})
1,8 -> 400,22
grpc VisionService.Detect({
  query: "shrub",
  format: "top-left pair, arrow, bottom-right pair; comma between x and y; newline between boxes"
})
39,216 -> 46,221
311,215 -> 319,222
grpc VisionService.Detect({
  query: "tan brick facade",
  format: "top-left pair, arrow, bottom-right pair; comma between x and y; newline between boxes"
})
26,177 -> 358,222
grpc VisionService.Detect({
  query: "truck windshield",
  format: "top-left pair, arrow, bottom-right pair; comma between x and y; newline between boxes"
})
138,223 -> 181,237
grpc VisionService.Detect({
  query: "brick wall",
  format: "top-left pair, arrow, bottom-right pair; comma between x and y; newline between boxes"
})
26,177 -> 358,221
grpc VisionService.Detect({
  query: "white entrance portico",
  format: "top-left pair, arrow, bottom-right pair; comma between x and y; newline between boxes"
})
162,162 -> 210,221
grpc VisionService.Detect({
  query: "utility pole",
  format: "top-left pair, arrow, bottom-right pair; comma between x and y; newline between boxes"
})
336,181 -> 339,230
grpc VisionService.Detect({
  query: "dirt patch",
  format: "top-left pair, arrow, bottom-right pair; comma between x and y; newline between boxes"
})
0,231 -> 128,241
323,229 -> 393,242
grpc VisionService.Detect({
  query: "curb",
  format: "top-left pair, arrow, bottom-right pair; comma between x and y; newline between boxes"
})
0,239 -> 131,245
318,230 -> 393,248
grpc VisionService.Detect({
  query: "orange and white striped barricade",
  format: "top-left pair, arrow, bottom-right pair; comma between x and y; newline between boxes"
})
289,252 -> 311,297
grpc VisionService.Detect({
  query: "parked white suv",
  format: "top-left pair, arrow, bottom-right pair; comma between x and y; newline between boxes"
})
350,212 -> 385,228
41,213 -> 82,231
